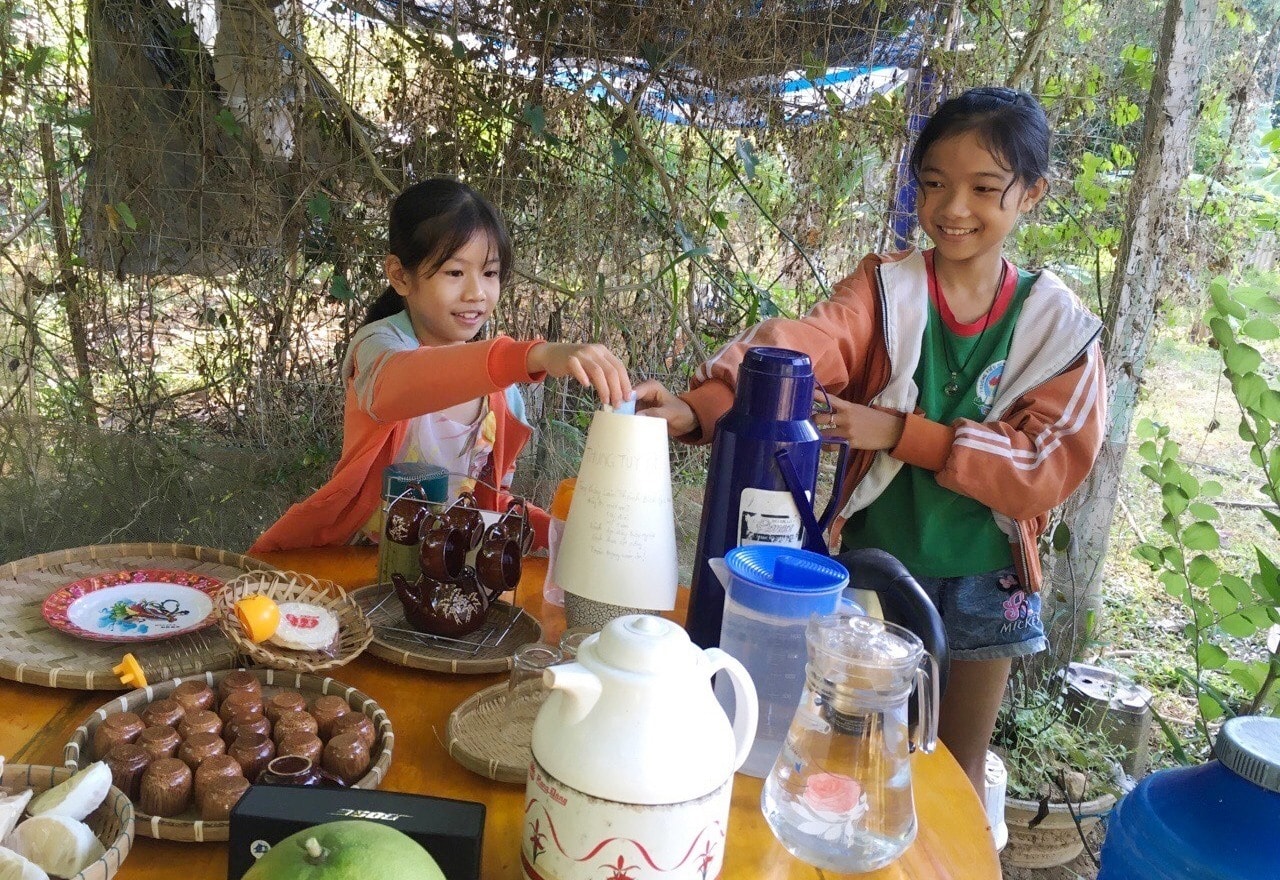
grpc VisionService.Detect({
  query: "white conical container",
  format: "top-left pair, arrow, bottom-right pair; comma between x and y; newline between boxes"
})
553,410 -> 678,627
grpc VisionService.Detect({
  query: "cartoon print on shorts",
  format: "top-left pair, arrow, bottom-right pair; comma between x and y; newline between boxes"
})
1002,590 -> 1029,623
996,571 -> 1033,630
975,360 -> 1005,417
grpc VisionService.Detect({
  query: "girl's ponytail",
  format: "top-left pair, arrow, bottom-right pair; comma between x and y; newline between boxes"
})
361,286 -> 405,326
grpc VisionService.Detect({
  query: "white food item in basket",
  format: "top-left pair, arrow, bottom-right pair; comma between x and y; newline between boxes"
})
0,847 -> 50,880
25,762 -> 111,822
0,790 -> 33,843
4,815 -> 103,879
268,602 -> 340,652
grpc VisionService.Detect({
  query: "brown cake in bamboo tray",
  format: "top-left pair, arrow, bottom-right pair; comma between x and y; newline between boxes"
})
62,668 -> 392,842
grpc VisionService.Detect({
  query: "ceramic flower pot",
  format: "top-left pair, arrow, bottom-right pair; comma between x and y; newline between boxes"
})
1002,792 -> 1116,868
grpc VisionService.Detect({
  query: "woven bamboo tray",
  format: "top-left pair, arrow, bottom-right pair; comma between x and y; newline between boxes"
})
445,680 -> 540,784
0,543 -> 277,690
63,668 -> 393,842
350,582 -> 542,674
1,763 -> 135,880
215,570 -> 374,673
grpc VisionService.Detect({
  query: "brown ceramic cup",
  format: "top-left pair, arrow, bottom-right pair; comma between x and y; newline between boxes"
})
177,709 -> 223,740
329,712 -> 376,750
272,711 -> 318,745
228,732 -> 276,782
193,754 -> 244,805
105,743 -> 151,801
140,698 -> 185,729
310,696 -> 350,740
219,689 -> 264,723
178,731 -> 227,771
140,757 -> 192,817
276,731 -> 323,765
321,732 -> 370,784
385,495 -> 432,546
224,711 -> 272,744
418,514 -> 468,580
94,712 -> 145,760
172,681 -> 215,714
217,670 -> 263,703
442,492 -> 485,549
198,775 -> 250,822
496,500 -> 534,554
257,755 -> 345,788
137,725 -> 181,761
263,691 -> 307,724
476,529 -> 521,600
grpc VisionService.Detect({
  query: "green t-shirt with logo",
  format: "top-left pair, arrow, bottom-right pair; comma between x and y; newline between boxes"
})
842,263 -> 1038,576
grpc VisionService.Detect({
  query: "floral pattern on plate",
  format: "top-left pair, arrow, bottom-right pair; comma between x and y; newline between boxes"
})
42,569 -> 223,642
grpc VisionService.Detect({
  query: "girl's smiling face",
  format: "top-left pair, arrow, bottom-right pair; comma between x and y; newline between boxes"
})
385,231 -> 501,346
916,130 -> 1046,267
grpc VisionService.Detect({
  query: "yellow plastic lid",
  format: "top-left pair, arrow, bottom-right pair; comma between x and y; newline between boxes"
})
234,594 -> 281,643
113,653 -> 147,689
550,478 -> 577,520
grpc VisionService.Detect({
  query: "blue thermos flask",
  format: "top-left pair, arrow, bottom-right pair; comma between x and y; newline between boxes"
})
1097,714 -> 1280,879
685,347 -> 848,649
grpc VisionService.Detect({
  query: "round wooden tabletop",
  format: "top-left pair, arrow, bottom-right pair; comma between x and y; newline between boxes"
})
0,545 -> 1001,879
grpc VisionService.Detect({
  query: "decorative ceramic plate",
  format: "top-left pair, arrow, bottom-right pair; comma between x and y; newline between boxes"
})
42,568 -> 223,642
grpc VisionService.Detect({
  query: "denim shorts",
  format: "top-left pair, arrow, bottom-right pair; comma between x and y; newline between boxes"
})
914,566 -> 1048,661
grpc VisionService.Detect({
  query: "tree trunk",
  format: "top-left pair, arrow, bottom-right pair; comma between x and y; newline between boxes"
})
38,123 -> 97,428
1045,0 -> 1218,660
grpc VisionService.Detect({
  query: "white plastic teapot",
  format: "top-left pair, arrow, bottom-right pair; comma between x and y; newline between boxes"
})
520,614 -> 758,879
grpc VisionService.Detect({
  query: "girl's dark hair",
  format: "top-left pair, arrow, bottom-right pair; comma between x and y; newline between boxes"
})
910,87 -> 1051,202
361,179 -> 514,326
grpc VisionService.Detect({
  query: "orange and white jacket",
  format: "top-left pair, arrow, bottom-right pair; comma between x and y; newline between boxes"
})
680,248 -> 1106,592
250,323 -> 549,554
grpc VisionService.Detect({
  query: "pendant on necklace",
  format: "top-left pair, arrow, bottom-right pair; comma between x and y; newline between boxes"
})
944,375 -> 962,396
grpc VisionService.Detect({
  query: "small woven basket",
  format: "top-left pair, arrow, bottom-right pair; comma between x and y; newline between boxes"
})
215,570 -> 373,673
1,763 -> 135,879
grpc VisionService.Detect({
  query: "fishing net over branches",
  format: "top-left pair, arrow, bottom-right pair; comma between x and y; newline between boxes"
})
83,0 -> 930,275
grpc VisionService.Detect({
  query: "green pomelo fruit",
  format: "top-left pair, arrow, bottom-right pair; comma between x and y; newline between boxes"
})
242,819 -> 445,880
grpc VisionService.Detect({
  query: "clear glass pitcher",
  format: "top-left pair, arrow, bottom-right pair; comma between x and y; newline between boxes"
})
762,613 -> 939,873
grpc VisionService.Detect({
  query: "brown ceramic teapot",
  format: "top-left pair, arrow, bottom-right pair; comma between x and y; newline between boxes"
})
391,567 -> 490,638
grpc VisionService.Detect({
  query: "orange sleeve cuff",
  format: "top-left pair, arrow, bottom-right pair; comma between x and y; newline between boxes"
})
678,381 -> 737,445
890,412 -> 954,472
488,336 -> 546,386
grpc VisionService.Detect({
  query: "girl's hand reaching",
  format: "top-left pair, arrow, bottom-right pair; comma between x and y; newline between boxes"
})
527,342 -> 633,408
634,379 -> 699,436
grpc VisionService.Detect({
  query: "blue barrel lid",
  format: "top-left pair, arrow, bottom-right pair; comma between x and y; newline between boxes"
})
723,545 -> 850,619
1216,715 -> 1280,793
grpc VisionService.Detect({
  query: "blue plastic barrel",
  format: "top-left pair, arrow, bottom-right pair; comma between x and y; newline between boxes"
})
1097,715 -> 1280,879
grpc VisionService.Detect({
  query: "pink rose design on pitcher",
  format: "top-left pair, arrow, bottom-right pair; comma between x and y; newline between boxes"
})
802,773 -> 862,814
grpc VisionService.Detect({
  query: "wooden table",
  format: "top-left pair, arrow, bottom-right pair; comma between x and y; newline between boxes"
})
0,546 -> 1001,879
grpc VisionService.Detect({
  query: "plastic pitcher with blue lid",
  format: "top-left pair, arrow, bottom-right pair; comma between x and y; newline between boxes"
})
710,545 -> 860,778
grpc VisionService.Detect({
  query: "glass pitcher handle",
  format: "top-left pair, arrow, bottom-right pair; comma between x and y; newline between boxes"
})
911,653 -> 940,754
705,648 -> 759,772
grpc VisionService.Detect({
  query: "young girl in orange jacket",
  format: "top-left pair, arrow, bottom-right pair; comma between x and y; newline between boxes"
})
252,179 -> 632,554
638,88 -> 1107,794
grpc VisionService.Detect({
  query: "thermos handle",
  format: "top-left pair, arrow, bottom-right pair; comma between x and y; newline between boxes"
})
911,653 -> 940,754
774,449 -> 828,555
705,648 -> 759,771
816,437 -> 850,535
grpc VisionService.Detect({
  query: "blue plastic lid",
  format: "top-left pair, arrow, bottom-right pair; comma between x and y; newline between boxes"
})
723,545 -> 850,619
